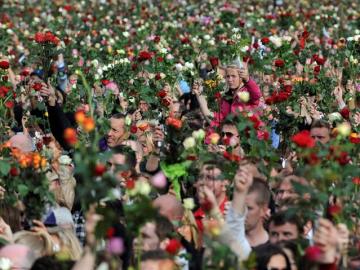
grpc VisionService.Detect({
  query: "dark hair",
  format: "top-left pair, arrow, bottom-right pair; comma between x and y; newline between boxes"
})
310,120 -> 331,130
30,256 -> 74,270
248,177 -> 271,206
0,202 -> 22,233
111,145 -> 137,169
111,112 -> 127,119
155,216 -> 174,241
141,249 -> 171,262
269,211 -> 304,235
253,243 -> 291,270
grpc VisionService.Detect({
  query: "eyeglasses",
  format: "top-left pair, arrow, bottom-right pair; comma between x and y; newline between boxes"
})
221,132 -> 235,138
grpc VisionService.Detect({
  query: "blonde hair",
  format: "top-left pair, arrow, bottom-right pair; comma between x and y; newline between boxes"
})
54,228 -> 83,260
13,231 -> 53,258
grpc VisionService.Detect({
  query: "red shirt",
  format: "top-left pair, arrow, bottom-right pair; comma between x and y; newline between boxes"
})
193,197 -> 228,233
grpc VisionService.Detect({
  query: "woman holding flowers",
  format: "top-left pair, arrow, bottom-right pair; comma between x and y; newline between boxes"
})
195,60 -> 262,127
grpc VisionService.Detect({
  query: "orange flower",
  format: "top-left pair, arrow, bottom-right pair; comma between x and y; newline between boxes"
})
166,117 -> 182,129
82,117 -> 95,132
75,110 -> 86,124
137,121 -> 149,132
64,128 -> 78,146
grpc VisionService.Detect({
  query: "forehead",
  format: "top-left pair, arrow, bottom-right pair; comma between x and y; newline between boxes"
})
201,164 -> 221,174
245,192 -> 260,206
110,153 -> 126,164
269,222 -> 298,232
222,124 -> 238,132
226,68 -> 239,75
110,117 -> 124,127
310,127 -> 329,136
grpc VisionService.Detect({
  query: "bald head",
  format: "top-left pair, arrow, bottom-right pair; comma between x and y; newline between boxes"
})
9,134 -> 33,152
153,194 -> 184,222
0,244 -> 36,269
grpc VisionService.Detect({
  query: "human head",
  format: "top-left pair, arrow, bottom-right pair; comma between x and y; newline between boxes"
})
13,231 -> 53,259
107,113 -> 129,148
9,133 -> 33,153
139,100 -> 149,113
274,175 -> 308,209
133,216 -> 174,253
109,145 -> 137,174
140,250 -> 176,270
30,255 -> 75,270
197,159 -> 229,201
253,243 -> 291,270
221,120 -> 240,148
268,212 -> 303,244
153,194 -> 184,222
310,120 -> 331,144
245,178 -> 271,232
0,244 -> 37,269
225,66 -> 242,90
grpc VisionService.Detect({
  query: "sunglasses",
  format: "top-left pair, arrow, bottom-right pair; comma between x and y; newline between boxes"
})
221,132 -> 235,137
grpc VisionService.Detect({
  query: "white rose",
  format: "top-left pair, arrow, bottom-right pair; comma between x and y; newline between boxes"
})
203,34 -> 211,40
135,180 -> 151,196
208,39 -> 215,46
337,122 -> 351,137
192,129 -> 206,141
270,36 -> 282,48
175,63 -> 183,71
59,155 -> 72,165
122,31 -> 130,38
241,46 -> 249,52
184,62 -> 194,69
328,112 -> 342,122
237,91 -> 250,103
0,258 -> 12,270
183,137 -> 196,149
183,198 -> 195,210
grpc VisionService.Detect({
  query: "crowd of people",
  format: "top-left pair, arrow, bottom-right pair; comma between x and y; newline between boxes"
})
0,0 -> 359,269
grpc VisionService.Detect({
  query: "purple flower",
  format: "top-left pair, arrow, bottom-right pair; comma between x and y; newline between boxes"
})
356,83 -> 360,92
106,237 -> 124,255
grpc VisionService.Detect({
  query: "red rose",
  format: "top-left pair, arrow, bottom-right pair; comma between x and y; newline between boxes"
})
265,97 -> 274,105
93,163 -> 107,176
130,125 -> 138,134
313,65 -> 321,74
340,107 -> 350,119
291,130 -> 315,148
34,32 -> 46,43
214,92 -> 221,100
305,246 -> 322,261
5,100 -> 14,109
138,51 -> 152,61
274,59 -> 285,68
157,90 -> 167,98
257,130 -> 269,141
106,227 -> 115,238
156,56 -> 163,62
261,37 -> 270,44
352,177 -> 360,185
155,73 -> 161,80
32,82 -> 43,91
315,56 -> 326,65
0,86 -> 10,97
165,239 -> 182,255
306,152 -> 320,165
327,204 -> 342,218
9,167 -> 19,177
161,98 -> 171,107
349,133 -> 360,144
249,115 -> 261,129
153,36 -> 161,43
336,151 -> 350,165
253,42 -> 259,49
209,57 -> 219,68
180,37 -> 190,44
101,79 -> 110,86
126,179 -> 135,189
0,60 -> 10,69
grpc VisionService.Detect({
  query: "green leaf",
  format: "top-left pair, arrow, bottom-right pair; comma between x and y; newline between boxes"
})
0,160 -> 10,175
18,184 -> 29,197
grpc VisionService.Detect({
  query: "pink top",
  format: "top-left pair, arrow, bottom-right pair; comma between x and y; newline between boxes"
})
212,78 -> 262,128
